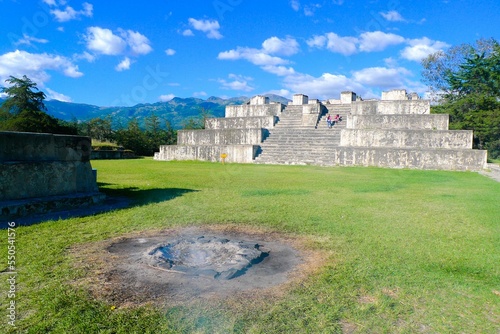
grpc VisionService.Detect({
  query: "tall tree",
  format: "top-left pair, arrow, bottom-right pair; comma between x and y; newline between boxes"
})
0,75 -> 76,134
422,39 -> 500,158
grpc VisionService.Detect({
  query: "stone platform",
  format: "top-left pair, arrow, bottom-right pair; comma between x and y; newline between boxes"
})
154,90 -> 487,171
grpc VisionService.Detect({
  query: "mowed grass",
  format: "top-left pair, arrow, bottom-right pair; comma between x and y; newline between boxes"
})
1,159 -> 500,333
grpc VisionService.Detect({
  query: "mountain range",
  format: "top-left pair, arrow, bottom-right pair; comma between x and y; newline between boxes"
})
0,94 -> 291,129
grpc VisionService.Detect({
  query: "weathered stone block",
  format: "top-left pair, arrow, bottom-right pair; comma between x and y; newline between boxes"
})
178,128 -> 267,145
155,145 -> 258,163
205,116 -> 277,130
346,114 -> 449,130
340,129 -> 473,149
351,100 -> 430,115
225,104 -> 284,117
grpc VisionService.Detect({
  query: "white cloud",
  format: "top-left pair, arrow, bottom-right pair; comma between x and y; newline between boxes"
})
73,51 -> 96,62
352,66 -> 411,87
401,37 -> 450,62
84,27 -> 152,58
85,27 -> 126,55
266,89 -> 292,99
323,32 -> 358,55
283,72 -> 362,99
45,87 -> 72,102
0,50 -> 83,87
188,18 -> 223,39
50,2 -> 93,22
218,47 -> 290,66
165,48 -> 176,56
290,0 -> 300,11
218,74 -> 255,92
159,94 -> 175,102
182,29 -> 194,37
359,31 -> 405,52
380,10 -> 405,22
304,3 -> 321,16
123,30 -> 153,55
262,36 -> 300,56
115,57 -> 132,71
193,91 -> 207,97
261,65 -> 296,76
14,34 -> 49,46
307,33 -> 358,55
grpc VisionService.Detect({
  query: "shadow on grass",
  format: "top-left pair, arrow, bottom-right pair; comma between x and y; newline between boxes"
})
97,183 -> 199,206
2,185 -> 198,228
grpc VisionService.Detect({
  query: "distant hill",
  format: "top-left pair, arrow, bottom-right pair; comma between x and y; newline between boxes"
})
0,94 -> 290,129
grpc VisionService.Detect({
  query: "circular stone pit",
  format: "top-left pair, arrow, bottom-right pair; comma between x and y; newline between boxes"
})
146,236 -> 270,280
69,226 -> 327,307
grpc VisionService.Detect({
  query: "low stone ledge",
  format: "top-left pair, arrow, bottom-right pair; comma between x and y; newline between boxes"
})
154,145 -> 259,163
340,129 -> 473,149
331,147 -> 487,171
178,128 -> 268,145
347,114 -> 449,130
205,116 -> 277,130
1,192 -> 106,220
0,131 -> 91,163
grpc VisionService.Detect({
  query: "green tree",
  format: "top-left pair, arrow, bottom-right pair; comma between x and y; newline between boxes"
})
181,107 -> 211,129
421,38 -> 498,101
0,75 -> 76,134
423,39 -> 500,158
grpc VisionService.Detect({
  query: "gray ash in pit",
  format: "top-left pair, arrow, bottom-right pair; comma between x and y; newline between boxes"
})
146,236 -> 270,280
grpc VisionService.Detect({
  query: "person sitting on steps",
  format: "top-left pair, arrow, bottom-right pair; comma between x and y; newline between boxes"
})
326,114 -> 332,128
332,114 -> 342,127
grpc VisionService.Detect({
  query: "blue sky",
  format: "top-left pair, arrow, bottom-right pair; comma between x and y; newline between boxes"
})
1,0 -> 499,107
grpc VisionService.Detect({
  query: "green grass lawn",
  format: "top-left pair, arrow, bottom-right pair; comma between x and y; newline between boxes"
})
2,159 -> 500,333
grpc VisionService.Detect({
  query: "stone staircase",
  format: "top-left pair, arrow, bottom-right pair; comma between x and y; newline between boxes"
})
254,104 -> 349,165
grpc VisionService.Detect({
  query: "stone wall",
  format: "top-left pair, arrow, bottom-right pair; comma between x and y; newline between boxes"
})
154,145 -> 258,163
225,104 -> 284,117
351,100 -> 430,115
347,114 -> 449,130
178,128 -> 268,145
0,131 -> 103,218
327,147 -> 487,171
340,129 -> 474,149
205,116 -> 277,130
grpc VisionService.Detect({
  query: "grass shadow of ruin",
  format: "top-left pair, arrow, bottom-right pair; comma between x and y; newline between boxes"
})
3,186 -> 198,228
97,183 -> 199,207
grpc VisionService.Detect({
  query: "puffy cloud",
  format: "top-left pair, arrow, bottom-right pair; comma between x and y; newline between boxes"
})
50,2 -> 93,22
115,57 -> 132,71
218,74 -> 255,92
45,88 -> 72,102
84,27 -> 152,57
165,49 -> 176,56
380,10 -> 405,22
124,30 -> 153,55
188,18 -> 223,39
359,31 -> 405,52
14,34 -> 49,47
0,50 -> 83,87
262,36 -> 300,56
307,32 -> 358,55
218,47 -> 290,66
352,66 -> 411,87
290,0 -> 300,11
283,72 -> 362,99
159,94 -> 175,102
85,27 -> 126,55
401,37 -> 449,62
182,29 -> 194,37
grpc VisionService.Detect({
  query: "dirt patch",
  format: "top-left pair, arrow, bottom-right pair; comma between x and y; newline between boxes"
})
69,225 -> 329,308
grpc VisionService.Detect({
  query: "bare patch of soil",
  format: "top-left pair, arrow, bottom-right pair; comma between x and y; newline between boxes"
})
69,225 -> 329,308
